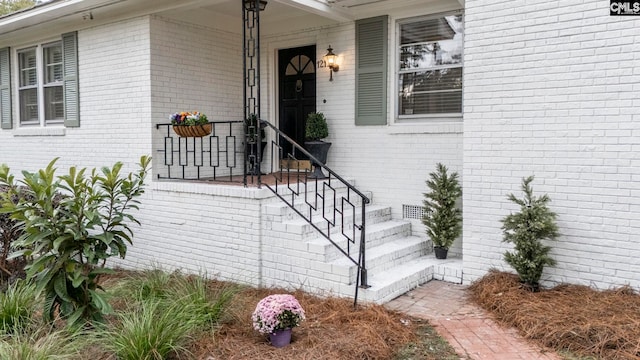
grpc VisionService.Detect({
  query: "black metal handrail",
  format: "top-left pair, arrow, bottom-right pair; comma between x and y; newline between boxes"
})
259,120 -> 371,305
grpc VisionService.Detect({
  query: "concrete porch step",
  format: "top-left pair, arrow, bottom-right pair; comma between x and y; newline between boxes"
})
263,184 -> 370,223
305,218 -> 412,262
359,256 -> 463,304
331,235 -> 429,285
273,205 -> 393,240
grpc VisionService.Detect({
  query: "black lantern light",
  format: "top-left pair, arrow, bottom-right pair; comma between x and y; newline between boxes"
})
324,45 -> 339,81
244,0 -> 267,11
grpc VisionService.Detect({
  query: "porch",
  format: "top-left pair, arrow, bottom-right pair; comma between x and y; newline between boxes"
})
141,0 -> 464,303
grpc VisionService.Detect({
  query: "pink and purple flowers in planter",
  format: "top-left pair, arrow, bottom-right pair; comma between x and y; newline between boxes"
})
252,294 -> 305,334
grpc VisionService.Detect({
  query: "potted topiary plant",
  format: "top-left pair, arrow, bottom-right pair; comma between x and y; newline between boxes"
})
304,112 -> 331,179
422,163 -> 462,259
245,114 -> 267,175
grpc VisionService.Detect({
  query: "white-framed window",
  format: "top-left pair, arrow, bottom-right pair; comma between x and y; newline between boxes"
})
397,12 -> 463,119
17,41 -> 64,126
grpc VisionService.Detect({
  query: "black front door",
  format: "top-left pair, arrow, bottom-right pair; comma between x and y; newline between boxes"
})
278,45 -> 316,158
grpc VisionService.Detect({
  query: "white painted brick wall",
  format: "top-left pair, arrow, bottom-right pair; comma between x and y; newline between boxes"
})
0,16 -> 152,174
463,0 -> 640,289
117,182 -> 266,286
149,16 -> 244,179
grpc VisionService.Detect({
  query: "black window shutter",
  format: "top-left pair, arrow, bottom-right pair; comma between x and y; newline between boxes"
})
355,16 -> 388,126
62,32 -> 79,127
0,47 -> 12,130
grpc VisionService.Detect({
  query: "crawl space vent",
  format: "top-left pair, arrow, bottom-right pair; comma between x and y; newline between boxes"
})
402,205 -> 426,220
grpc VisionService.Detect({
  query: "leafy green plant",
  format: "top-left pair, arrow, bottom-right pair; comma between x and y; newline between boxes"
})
0,156 -> 151,326
0,279 -> 37,334
0,185 -> 58,278
305,112 -> 329,141
502,176 -> 559,290
422,163 -> 462,250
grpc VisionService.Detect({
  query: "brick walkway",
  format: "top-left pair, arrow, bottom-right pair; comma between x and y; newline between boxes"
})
386,281 -> 560,360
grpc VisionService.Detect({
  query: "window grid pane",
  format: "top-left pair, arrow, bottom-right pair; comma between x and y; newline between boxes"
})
43,42 -> 63,84
18,49 -> 37,87
19,88 -> 38,123
44,85 -> 64,122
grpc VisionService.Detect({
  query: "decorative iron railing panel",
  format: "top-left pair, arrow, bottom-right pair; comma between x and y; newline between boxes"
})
155,121 -> 245,182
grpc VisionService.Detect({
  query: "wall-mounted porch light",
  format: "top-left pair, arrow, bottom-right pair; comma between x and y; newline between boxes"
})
244,0 -> 268,11
324,45 -> 339,81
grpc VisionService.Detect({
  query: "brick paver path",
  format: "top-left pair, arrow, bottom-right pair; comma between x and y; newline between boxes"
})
386,281 -> 560,360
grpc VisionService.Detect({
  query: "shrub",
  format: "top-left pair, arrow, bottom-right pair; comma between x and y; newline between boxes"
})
245,114 -> 266,143
0,186 -> 57,280
0,156 -> 151,326
305,112 -> 328,141
422,163 -> 462,250
501,176 -> 559,290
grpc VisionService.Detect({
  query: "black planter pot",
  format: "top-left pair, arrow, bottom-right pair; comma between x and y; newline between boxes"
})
434,247 -> 448,259
304,141 -> 332,179
246,141 -> 267,175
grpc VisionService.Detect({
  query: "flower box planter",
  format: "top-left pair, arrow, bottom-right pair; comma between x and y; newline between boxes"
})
172,123 -> 212,137
170,111 -> 210,137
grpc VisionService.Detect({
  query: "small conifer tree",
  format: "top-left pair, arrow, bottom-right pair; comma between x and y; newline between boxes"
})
502,176 -> 559,291
422,163 -> 462,251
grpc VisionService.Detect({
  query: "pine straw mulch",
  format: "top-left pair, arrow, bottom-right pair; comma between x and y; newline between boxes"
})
468,270 -> 640,360
188,286 -> 450,360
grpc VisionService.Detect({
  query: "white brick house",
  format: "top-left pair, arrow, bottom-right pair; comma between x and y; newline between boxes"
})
0,0 -> 637,302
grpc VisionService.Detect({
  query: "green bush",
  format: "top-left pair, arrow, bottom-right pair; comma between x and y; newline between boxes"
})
305,112 -> 329,141
0,185 -> 62,278
501,176 -> 559,290
0,156 -> 151,326
422,163 -> 462,250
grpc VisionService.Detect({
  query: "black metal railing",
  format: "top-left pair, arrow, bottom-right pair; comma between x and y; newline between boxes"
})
155,121 -> 245,182
259,120 -> 371,304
